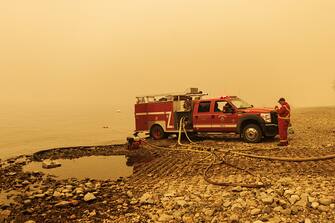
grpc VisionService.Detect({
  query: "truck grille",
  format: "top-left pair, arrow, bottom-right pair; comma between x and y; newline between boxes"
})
271,112 -> 278,124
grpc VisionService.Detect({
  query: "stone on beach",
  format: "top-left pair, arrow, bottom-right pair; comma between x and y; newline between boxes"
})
83,193 -> 96,202
42,160 -> 61,169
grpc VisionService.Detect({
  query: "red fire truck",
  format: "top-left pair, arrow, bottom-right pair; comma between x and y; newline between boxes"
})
134,88 -> 278,143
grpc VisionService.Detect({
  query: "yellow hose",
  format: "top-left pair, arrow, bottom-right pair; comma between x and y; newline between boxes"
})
141,117 -> 335,188
231,151 -> 335,162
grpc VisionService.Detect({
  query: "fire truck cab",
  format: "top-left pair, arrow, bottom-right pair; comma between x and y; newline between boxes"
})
135,88 -> 278,143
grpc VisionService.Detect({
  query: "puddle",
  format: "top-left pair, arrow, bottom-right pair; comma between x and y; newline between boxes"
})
23,156 -> 133,180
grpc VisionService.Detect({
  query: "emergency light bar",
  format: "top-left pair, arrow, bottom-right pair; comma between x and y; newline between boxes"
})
136,88 -> 208,104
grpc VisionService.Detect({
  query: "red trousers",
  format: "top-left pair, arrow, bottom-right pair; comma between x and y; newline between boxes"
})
278,119 -> 290,142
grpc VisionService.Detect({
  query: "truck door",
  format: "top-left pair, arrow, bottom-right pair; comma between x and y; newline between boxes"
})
193,101 -> 212,131
212,100 -> 238,132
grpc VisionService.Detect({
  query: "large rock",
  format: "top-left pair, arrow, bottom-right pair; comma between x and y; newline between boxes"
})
203,208 -> 214,217
176,199 -> 188,207
262,206 -> 272,214
229,214 -> 239,223
311,202 -> 319,209
83,193 -> 96,202
158,214 -> 173,222
85,182 -> 94,188
61,189 -> 72,194
7,172 -> 16,176
53,191 -> 62,197
246,199 -> 258,207
70,200 -> 79,206
291,206 -> 301,215
164,191 -> 177,197
319,197 -> 333,206
0,210 -> 11,219
42,160 -> 61,169
278,177 -> 293,186
223,201 -> 231,208
231,203 -> 243,211
281,208 -> 292,215
308,196 -> 316,203
34,193 -> 46,199
23,199 -> 32,205
273,206 -> 284,213
126,191 -> 133,198
65,185 -> 73,190
250,208 -> 261,215
148,212 -> 159,221
172,211 -> 183,221
317,205 -> 329,212
182,215 -> 194,223
296,194 -> 308,208
130,198 -> 138,205
55,201 -> 71,208
74,188 -> 84,195
232,186 -> 243,192
261,196 -> 274,205
22,180 -> 30,185
139,193 -> 156,204
289,195 -> 300,205
65,193 -> 73,198
278,199 -> 288,207
284,190 -> 294,197
304,218 -> 312,223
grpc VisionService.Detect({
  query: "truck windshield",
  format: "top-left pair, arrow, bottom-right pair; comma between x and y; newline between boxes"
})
230,98 -> 253,109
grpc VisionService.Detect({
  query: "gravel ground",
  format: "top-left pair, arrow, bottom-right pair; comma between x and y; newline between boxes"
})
0,107 -> 334,223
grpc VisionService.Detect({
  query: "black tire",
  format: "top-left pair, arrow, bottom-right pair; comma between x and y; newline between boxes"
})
242,124 -> 262,143
150,125 -> 166,140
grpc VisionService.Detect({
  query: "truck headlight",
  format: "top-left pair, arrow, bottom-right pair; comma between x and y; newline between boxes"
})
260,113 -> 272,123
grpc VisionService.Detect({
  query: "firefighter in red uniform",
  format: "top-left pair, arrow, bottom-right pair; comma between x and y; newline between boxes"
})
275,98 -> 291,146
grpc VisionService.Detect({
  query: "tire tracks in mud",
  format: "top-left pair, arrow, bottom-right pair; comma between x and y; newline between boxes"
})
129,143 -> 335,187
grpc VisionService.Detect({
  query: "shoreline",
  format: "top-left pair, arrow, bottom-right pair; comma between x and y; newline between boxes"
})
1,107 -> 335,222
1,139 -> 335,222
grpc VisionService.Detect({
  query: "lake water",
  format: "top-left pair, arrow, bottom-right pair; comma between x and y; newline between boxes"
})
23,155 -> 133,180
0,105 -> 134,159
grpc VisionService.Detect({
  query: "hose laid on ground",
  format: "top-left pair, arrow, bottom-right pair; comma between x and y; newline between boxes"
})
143,140 -> 267,187
202,149 -> 269,188
179,118 -> 335,162
142,118 -> 335,188
145,119 -> 271,188
231,151 -> 335,162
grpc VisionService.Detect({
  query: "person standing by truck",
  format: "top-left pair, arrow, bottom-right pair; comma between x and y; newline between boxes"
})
275,98 -> 291,146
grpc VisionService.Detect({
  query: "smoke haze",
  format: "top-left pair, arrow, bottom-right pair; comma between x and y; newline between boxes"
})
1,0 -> 335,109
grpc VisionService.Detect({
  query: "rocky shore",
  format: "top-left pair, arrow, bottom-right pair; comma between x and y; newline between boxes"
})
1,107 -> 335,223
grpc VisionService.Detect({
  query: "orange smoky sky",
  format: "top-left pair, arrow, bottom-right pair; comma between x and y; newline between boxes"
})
1,0 -> 335,108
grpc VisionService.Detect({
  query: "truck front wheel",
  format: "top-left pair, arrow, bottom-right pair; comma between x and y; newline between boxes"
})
150,125 -> 166,140
242,124 -> 262,143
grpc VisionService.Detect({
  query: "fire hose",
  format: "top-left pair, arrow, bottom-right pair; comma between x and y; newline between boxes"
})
142,118 -> 335,188
229,151 -> 335,162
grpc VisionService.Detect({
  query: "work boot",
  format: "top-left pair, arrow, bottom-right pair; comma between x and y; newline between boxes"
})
277,142 -> 288,147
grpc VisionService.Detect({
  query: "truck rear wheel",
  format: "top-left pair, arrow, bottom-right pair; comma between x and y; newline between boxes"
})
242,124 -> 262,143
150,125 -> 166,140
